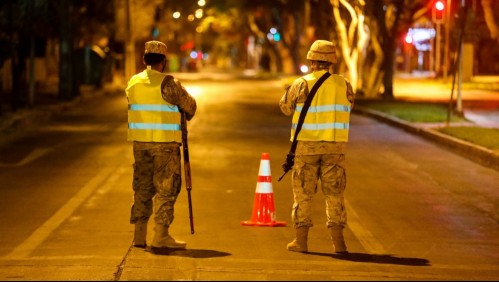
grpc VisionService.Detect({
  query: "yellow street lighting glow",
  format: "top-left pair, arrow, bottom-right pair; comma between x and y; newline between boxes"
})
195,9 -> 203,18
184,86 -> 202,98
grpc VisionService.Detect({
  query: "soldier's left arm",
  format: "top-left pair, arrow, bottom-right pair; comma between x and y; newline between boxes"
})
161,75 -> 197,120
175,81 -> 197,121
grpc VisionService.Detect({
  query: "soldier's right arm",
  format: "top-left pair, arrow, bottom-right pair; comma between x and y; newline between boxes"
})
345,80 -> 355,110
279,78 -> 307,116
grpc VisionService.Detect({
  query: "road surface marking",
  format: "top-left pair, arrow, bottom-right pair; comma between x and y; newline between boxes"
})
3,166 -> 117,259
0,148 -> 52,167
346,199 -> 386,254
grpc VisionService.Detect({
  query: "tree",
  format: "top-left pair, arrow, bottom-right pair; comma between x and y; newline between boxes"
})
0,1 -> 23,112
330,0 -> 368,94
328,0 -> 429,99
0,0 -> 53,110
57,0 -> 75,100
243,0 -> 306,74
58,0 -> 115,95
481,0 -> 498,41
0,0 -> 116,112
370,0 -> 406,99
201,1 -> 248,69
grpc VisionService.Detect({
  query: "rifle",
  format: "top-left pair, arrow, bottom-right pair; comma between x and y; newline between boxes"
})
278,152 -> 294,181
181,111 -> 195,234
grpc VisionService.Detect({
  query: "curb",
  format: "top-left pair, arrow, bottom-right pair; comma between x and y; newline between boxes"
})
0,100 -> 79,133
354,106 -> 499,172
0,84 -> 118,134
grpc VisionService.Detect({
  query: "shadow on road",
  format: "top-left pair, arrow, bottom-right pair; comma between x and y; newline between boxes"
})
149,247 -> 231,258
307,251 -> 431,266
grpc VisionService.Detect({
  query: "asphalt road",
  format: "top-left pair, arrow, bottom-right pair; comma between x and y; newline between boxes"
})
0,79 -> 498,280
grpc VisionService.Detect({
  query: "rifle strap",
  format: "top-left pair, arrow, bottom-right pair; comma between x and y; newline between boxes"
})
288,72 -> 331,155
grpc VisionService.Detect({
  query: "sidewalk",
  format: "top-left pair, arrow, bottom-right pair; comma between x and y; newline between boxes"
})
357,73 -> 499,171
391,73 -> 499,129
0,83 -> 120,134
353,106 -> 499,172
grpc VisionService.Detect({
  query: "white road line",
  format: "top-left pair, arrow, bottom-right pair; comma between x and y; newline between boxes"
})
346,199 -> 386,254
3,166 -> 117,259
0,148 -> 52,167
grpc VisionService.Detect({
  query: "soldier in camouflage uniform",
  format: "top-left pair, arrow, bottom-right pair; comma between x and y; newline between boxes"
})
126,41 -> 197,250
279,40 -> 354,254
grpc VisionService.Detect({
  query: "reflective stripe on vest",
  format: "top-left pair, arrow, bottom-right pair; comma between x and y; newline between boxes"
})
126,70 -> 182,142
128,121 -> 181,131
291,71 -> 351,142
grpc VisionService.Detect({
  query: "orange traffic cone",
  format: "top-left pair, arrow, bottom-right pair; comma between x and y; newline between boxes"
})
241,152 -> 287,227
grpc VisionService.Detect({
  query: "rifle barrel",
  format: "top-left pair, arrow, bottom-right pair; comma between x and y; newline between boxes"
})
278,171 -> 288,182
187,191 -> 194,234
182,112 -> 195,234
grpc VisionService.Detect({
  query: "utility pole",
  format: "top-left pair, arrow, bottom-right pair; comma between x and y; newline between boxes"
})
443,0 -> 451,81
435,22 -> 442,75
447,0 -> 467,122
28,0 -> 35,106
432,0 -> 445,76
125,0 -> 136,80
456,0 -> 466,116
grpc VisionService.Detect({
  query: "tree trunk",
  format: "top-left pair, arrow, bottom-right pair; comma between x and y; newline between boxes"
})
58,0 -> 75,101
10,42 -> 23,111
382,48 -> 395,100
363,24 -> 384,98
7,1 -> 23,111
381,0 -> 404,100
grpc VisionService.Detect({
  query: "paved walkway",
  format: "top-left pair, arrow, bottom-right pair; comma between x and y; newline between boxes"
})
392,74 -> 499,129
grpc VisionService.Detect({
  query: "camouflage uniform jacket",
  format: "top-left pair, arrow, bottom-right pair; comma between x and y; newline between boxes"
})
161,75 -> 197,122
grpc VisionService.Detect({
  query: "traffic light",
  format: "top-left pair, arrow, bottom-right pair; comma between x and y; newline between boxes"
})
432,0 -> 445,24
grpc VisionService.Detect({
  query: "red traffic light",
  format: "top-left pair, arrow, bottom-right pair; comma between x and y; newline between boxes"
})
432,0 -> 445,23
435,0 -> 445,11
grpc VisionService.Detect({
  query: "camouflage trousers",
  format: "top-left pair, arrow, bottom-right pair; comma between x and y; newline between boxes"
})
291,154 -> 347,229
130,142 -> 182,226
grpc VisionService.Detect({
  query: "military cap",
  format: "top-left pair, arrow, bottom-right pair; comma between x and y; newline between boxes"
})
144,40 -> 167,56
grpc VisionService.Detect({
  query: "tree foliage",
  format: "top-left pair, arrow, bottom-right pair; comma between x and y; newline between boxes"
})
1,0 -> 497,113
0,0 -> 115,111
328,0 -> 429,99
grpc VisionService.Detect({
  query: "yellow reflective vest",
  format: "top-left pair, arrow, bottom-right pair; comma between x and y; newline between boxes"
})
126,69 -> 182,143
291,71 -> 352,142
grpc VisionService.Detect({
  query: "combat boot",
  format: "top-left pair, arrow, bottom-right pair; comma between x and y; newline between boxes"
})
330,225 -> 348,253
133,221 -> 148,248
286,227 -> 309,252
151,224 -> 186,249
